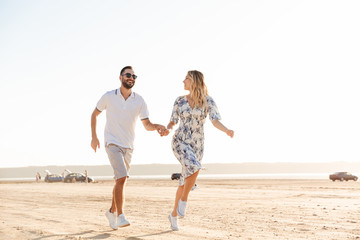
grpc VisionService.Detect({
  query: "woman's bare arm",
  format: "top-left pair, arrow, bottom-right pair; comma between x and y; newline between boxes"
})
162,121 -> 176,136
211,119 -> 234,138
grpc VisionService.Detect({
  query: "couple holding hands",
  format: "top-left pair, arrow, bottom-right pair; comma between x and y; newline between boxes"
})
91,66 -> 234,231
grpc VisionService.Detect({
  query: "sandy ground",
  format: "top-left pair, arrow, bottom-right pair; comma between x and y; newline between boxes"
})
0,179 -> 359,240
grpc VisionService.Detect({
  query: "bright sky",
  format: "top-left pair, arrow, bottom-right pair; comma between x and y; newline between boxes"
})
1,0 -> 359,168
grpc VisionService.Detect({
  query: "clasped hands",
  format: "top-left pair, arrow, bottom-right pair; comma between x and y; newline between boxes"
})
156,125 -> 170,137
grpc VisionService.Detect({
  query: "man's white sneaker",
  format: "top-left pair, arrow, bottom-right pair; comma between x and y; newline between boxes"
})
117,213 -> 130,228
168,214 -> 179,231
177,199 -> 187,218
105,210 -> 118,230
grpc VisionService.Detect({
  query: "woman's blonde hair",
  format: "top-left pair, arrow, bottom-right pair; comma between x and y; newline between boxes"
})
188,70 -> 208,109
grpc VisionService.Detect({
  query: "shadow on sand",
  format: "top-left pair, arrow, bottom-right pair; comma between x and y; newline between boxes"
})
32,230 -> 113,240
126,230 -> 173,240
31,229 -> 173,240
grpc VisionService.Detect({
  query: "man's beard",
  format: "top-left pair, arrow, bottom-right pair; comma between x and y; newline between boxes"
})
122,80 -> 135,89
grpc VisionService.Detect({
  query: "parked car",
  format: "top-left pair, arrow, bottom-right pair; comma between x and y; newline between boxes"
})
329,172 -> 358,181
44,174 -> 64,183
171,173 -> 181,180
170,173 -> 197,191
64,173 -> 94,183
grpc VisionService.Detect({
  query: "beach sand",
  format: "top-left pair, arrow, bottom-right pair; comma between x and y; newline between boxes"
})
0,179 -> 359,240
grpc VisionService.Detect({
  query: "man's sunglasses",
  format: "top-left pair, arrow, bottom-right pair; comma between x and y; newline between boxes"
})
122,73 -> 137,79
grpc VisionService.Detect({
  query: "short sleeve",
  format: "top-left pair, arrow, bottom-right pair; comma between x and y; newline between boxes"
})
96,93 -> 108,112
139,98 -> 149,120
207,96 -> 221,121
170,97 -> 180,124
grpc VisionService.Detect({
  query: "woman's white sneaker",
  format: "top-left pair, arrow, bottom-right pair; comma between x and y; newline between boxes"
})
177,199 -> 187,218
168,214 -> 179,231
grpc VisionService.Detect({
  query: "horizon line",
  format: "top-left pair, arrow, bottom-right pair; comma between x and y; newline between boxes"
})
1,161 -> 359,169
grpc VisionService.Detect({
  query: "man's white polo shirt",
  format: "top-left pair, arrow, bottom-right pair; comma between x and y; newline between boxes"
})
96,89 -> 149,149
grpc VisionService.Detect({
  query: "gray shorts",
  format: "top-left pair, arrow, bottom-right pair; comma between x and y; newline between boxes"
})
105,144 -> 133,180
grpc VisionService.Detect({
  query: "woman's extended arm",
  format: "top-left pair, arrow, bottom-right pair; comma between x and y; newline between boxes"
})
162,121 -> 176,136
211,119 -> 234,138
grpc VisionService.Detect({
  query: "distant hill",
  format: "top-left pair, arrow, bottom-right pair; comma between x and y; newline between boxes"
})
0,162 -> 359,179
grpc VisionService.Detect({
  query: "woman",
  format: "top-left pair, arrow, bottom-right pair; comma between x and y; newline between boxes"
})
163,70 -> 234,231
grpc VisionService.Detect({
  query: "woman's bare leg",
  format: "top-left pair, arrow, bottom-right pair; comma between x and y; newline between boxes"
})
171,170 -> 200,216
171,185 -> 184,217
181,170 -> 199,201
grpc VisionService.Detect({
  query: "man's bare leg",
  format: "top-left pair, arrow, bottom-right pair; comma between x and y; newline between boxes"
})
110,186 -> 116,213
114,177 -> 127,216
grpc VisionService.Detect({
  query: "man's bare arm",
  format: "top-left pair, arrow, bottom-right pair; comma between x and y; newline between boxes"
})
91,108 -> 102,152
141,118 -> 166,135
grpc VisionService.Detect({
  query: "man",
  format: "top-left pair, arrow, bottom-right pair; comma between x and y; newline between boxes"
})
91,66 -> 165,230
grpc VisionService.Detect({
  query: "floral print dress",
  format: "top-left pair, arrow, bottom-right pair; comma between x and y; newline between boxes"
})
170,95 -> 221,186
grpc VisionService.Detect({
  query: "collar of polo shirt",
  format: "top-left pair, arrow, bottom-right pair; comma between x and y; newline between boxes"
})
115,88 -> 136,99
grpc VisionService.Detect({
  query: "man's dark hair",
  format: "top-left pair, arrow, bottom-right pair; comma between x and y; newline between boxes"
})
120,66 -> 133,76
